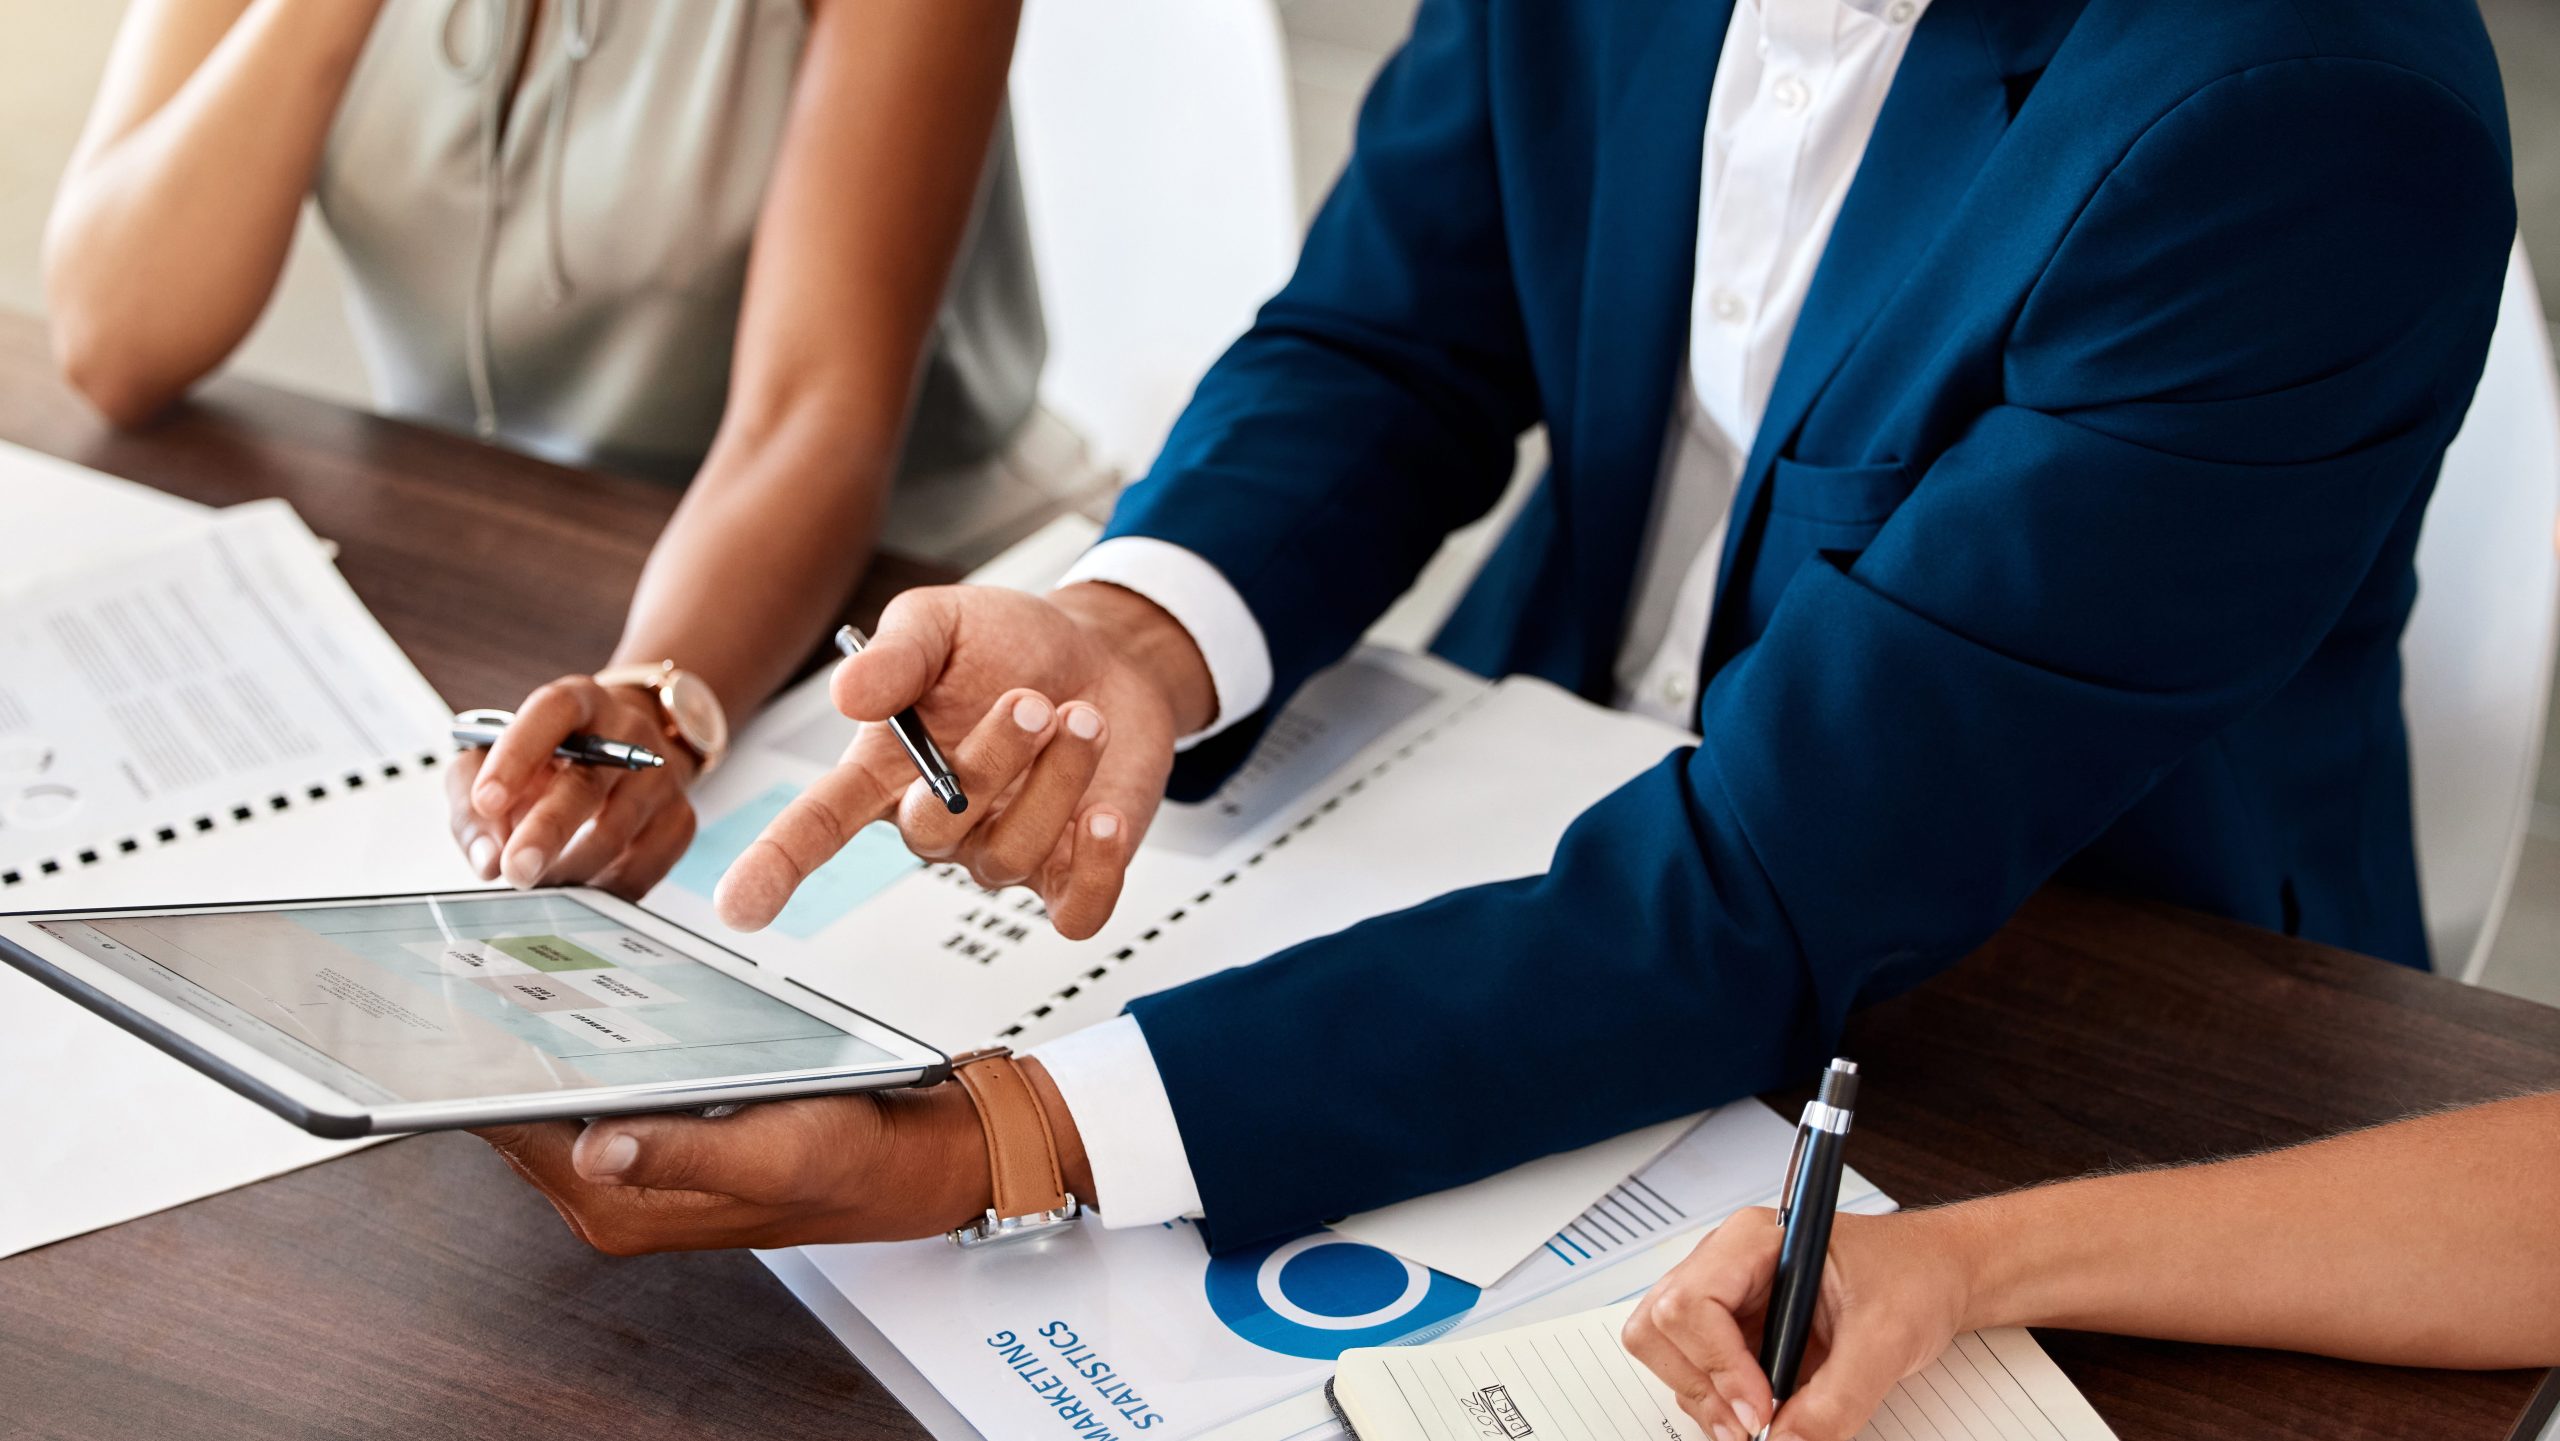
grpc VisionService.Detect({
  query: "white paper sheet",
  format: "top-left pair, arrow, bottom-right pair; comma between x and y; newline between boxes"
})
0,440 -> 208,566
1,459 -> 471,1257
0,499 -> 451,880
1331,1113 -> 1706,1289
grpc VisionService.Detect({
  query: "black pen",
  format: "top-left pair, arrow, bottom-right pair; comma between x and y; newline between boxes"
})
450,708 -> 665,770
1757,1057 -> 1859,1441
835,625 -> 968,814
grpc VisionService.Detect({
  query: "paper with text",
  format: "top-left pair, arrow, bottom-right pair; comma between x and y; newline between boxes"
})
0,465 -> 472,1257
0,499 -> 449,882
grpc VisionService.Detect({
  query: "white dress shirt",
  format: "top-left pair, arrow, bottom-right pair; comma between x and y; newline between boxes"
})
1028,0 -> 1931,1227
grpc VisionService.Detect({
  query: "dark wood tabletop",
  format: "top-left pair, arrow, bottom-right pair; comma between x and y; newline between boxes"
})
3,312 -> 2557,1441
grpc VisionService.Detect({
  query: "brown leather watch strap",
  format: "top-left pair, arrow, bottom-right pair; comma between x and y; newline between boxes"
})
948,1048 -> 1071,1221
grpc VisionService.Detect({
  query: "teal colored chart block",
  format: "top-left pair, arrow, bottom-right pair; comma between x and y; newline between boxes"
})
670,782 -> 918,938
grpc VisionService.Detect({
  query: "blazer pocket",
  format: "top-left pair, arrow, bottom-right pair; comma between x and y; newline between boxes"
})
1768,456 -> 1913,526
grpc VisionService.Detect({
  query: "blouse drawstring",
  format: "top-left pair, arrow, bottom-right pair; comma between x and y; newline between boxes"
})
438,0 -> 598,439
541,0 -> 600,307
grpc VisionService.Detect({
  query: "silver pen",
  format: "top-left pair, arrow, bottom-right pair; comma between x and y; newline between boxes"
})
450,707 -> 665,771
835,626 -> 967,814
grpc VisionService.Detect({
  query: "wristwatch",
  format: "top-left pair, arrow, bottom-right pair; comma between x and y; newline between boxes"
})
944,1047 -> 1084,1248
592,660 -> 729,775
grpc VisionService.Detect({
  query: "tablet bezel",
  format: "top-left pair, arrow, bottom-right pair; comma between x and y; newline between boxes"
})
0,887 -> 951,1137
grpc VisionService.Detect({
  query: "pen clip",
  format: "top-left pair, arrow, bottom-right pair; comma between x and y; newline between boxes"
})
1774,1118 -> 1813,1234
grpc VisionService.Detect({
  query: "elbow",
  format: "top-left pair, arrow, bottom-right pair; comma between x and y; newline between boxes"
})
48,312 -> 185,428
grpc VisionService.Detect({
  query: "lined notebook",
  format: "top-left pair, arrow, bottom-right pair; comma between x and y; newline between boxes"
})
1329,1300 -> 2119,1441
0,498 -> 451,894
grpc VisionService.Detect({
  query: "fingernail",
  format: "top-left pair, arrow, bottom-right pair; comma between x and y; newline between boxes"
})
1713,1425 -> 1740,1441
1734,1401 -> 1763,1434
1066,705 -> 1102,741
1089,812 -> 1119,840
588,1133 -> 637,1178
504,847 -> 546,889
1013,694 -> 1052,731
467,835 -> 497,876
475,781 -> 508,814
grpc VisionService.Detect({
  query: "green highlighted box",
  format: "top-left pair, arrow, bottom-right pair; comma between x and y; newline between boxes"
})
491,935 -> 613,973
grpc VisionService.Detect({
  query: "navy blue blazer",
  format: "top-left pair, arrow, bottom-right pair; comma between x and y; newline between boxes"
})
1109,0 -> 2515,1250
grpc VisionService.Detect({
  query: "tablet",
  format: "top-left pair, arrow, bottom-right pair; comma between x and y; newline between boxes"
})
0,888 -> 948,1137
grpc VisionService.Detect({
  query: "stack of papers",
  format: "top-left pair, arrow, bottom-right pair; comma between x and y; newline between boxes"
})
0,442 -> 472,1258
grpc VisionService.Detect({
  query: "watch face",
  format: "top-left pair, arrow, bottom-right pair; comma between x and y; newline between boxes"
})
664,672 -> 728,758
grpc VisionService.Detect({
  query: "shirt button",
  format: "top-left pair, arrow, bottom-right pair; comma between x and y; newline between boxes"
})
1709,288 -> 1748,326
1771,74 -> 1811,112
1660,670 -> 1692,707
1886,0 -> 1917,21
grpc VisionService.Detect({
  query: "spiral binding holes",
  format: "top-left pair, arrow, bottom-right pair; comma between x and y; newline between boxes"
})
0,752 -> 437,892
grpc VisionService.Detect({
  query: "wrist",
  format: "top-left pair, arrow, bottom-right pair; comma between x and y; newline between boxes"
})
888,1081 -> 1001,1235
1049,582 -> 1219,736
900,1057 -> 1096,1239
1935,1187 -> 2065,1333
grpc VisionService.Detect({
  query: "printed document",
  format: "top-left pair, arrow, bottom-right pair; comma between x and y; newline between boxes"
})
0,499 -> 450,881
1,464 -> 468,1257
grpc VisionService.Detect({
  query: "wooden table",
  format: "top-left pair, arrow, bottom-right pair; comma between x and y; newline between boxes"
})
4,315 -> 2558,1441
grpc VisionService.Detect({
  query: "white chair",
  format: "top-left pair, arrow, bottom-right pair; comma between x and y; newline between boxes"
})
1007,0 -> 1302,481
2405,241 -> 2560,983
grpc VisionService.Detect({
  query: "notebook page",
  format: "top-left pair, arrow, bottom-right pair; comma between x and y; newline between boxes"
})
1338,1302 -> 2117,1441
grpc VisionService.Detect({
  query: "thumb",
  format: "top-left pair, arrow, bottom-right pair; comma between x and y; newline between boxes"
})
835,589 -> 959,722
1769,1319 -> 1916,1441
572,1103 -> 848,1200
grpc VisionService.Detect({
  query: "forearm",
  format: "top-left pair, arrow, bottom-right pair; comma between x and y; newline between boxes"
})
1955,1094 -> 2560,1368
609,409 -> 892,717
45,0 -> 382,422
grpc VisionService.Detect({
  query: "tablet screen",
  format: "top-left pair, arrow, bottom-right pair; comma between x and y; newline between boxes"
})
36,893 -> 897,1104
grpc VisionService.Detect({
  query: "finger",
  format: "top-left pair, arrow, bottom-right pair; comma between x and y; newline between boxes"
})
1631,1212 -> 1784,1435
1623,1302 -> 1751,1441
473,1121 -> 607,1241
1025,705 -> 1173,935
590,795 -> 697,901
445,748 -> 502,880
497,762 -> 619,889
832,589 -> 960,722
1768,1320 -> 1912,1441
547,774 -> 663,882
1040,807 -> 1131,941
714,749 -> 903,931
968,701 -> 1106,886
897,689 -> 1060,856
572,1100 -> 851,1201
474,679 -> 605,818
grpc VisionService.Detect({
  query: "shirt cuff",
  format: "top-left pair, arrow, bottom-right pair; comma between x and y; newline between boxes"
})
1023,1013 -> 1205,1228
1055,536 -> 1273,747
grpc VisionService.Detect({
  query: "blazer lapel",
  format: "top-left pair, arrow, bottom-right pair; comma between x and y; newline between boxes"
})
1707,0 -> 2016,643
1562,0 -> 1735,694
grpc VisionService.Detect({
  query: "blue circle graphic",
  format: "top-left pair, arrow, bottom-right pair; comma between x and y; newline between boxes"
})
1203,1230 -> 1480,1360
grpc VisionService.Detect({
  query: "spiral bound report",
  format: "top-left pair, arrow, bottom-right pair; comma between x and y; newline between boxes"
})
0,500 -> 453,896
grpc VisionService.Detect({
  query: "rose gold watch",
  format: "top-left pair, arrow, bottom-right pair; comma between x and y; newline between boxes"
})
592,661 -> 729,776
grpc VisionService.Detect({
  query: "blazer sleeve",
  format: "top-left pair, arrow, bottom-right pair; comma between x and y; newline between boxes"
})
1098,0 -> 1542,785
1124,58 -> 2518,1251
